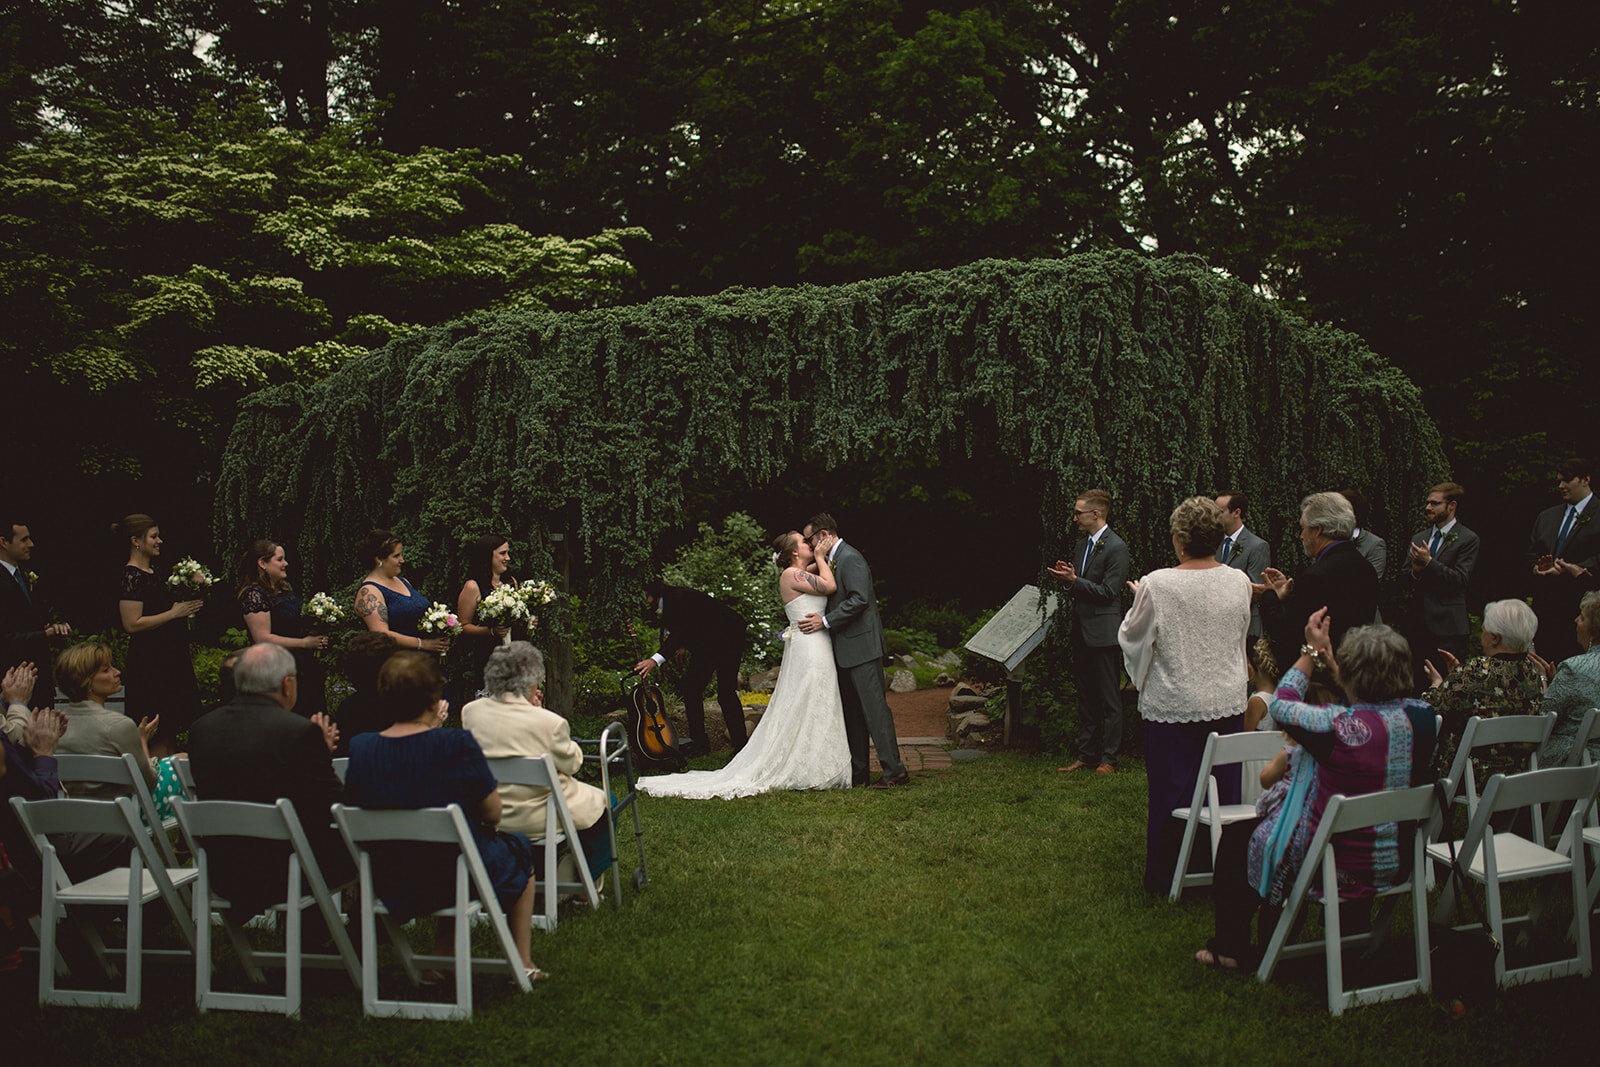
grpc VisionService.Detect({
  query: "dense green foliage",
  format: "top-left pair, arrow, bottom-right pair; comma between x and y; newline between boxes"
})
216,251 -> 1448,629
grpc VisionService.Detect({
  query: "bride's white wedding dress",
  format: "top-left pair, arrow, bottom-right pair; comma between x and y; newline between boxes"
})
638,593 -> 851,799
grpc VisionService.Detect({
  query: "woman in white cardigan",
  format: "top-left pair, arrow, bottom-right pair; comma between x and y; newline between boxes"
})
462,641 -> 612,882
1118,497 -> 1252,894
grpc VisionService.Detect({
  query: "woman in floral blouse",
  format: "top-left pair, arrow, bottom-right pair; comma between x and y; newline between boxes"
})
1423,598 -> 1545,782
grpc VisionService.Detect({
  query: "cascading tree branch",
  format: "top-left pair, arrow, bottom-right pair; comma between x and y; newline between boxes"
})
215,250 -> 1448,626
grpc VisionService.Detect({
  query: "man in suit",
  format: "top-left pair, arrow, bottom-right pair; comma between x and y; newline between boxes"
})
1049,489 -> 1129,774
635,581 -> 749,756
0,520 -> 72,707
1529,457 -> 1600,663
1215,490 -> 1271,640
797,513 -> 908,788
186,644 -> 352,919
1258,491 -> 1379,669
1408,481 -> 1480,680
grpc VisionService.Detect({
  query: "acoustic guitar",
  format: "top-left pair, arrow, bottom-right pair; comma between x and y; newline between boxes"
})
625,620 -> 686,771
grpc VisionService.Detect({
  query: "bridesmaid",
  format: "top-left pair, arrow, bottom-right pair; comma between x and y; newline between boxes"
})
237,539 -> 330,720
455,534 -> 515,700
353,529 -> 449,655
115,513 -> 203,757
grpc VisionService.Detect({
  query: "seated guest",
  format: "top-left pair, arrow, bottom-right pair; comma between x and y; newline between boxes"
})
344,652 -> 545,982
1423,599 -> 1545,782
1538,591 -> 1600,767
464,642 -> 613,886
1195,612 -> 1435,970
187,644 -> 351,918
51,643 -> 160,800
2,662 -> 38,744
1,706 -> 69,886
332,632 -> 396,757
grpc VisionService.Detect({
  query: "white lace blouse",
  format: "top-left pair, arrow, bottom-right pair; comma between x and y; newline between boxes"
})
1117,566 -> 1252,723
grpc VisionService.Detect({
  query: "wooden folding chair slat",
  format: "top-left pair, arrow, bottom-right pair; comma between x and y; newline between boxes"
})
1169,731 -> 1285,902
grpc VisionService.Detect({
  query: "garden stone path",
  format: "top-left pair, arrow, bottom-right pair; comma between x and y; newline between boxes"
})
874,686 -> 954,776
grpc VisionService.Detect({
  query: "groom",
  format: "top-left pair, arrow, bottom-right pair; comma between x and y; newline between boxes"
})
796,513 -> 908,789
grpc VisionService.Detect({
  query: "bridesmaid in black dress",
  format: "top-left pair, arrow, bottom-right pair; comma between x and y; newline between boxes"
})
454,534 -> 516,701
237,539 -> 331,720
114,513 -> 203,757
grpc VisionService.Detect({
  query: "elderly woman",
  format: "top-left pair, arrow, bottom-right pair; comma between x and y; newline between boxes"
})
463,642 -> 612,884
1539,591 -> 1600,767
344,652 -> 545,982
1119,497 -> 1253,894
1195,611 -> 1436,970
52,642 -> 160,800
1423,598 -> 1545,781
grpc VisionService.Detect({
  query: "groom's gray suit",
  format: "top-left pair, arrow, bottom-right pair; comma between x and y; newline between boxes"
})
823,539 -> 905,783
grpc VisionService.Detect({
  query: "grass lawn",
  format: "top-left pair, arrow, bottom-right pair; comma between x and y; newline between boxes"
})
7,750 -> 1597,1064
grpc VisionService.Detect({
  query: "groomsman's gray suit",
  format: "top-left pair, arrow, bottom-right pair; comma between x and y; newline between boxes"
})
823,540 -> 905,783
1067,528 -> 1129,767
1409,521 -> 1479,669
1215,526 -> 1270,639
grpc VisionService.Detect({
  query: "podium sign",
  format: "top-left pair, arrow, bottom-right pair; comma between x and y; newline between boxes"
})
964,585 -> 1060,672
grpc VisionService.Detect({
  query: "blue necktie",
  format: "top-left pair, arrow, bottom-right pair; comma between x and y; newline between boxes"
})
1555,507 -> 1577,557
1082,538 -> 1093,573
1220,537 -> 1233,564
1428,529 -> 1442,557
12,568 -> 28,603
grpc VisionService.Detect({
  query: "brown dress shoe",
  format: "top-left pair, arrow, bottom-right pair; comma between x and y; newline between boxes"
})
1057,760 -> 1090,773
1094,762 -> 1117,775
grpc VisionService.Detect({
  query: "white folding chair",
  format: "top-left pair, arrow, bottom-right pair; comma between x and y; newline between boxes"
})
486,755 -> 602,930
173,756 -> 198,799
331,803 -> 532,1020
8,795 -> 198,1008
1255,784 -> 1437,1014
53,752 -> 181,866
170,797 -> 360,1016
332,757 -> 349,784
1169,730 -> 1286,902
1428,764 -> 1600,989
1440,714 -> 1554,826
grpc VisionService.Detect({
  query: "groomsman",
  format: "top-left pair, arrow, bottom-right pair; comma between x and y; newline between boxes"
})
1214,490 -> 1271,640
1049,489 -> 1129,775
0,519 -> 71,707
1408,482 -> 1479,679
1528,457 -> 1600,663
635,581 -> 749,756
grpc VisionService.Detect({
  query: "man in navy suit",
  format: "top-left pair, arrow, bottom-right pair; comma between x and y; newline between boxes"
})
1408,481 -> 1479,680
1258,492 -> 1378,670
1215,490 -> 1271,640
1050,489 -> 1130,774
1528,457 -> 1600,663
0,520 -> 72,707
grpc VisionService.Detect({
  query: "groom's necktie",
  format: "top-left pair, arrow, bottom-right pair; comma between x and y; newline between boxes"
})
1555,506 -> 1577,557
1220,536 -> 1234,565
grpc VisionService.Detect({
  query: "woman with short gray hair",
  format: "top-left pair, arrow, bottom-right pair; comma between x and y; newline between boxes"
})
1423,598 -> 1546,779
463,642 -> 612,883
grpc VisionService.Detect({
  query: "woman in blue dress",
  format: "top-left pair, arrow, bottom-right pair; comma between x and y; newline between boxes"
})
343,651 -> 545,982
352,529 -> 451,655
237,539 -> 330,720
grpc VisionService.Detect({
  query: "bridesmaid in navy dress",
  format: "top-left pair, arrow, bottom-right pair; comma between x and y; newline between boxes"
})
237,539 -> 330,720
115,513 -> 203,757
352,529 -> 450,655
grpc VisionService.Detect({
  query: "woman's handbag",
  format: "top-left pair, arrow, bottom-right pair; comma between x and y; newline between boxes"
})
1428,780 -> 1500,1010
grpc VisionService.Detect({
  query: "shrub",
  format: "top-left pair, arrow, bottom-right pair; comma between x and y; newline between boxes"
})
660,511 -> 786,672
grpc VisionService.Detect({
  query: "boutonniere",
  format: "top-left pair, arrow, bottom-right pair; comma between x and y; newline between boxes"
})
1578,511 -> 1594,529
1443,533 -> 1458,548
25,570 -> 39,585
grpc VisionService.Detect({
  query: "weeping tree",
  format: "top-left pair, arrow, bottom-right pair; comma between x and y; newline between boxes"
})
216,250 -> 1447,706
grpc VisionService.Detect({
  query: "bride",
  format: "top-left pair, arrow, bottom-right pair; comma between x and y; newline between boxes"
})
637,531 -> 851,799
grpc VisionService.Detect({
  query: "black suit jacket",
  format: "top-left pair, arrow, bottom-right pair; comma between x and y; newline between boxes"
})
0,564 -> 54,706
655,586 -> 747,659
1409,522 -> 1479,636
1260,539 -> 1379,667
187,693 -> 350,913
1527,500 -> 1600,660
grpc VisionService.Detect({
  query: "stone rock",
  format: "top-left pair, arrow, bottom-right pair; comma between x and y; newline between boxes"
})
889,669 -> 917,693
950,681 -> 982,699
935,650 -> 961,667
747,667 -> 781,692
947,691 -> 991,714
933,673 -> 953,687
898,654 -> 918,668
743,705 -> 765,729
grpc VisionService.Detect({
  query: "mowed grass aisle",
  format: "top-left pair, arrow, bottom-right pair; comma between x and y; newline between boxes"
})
9,752 -> 1597,1064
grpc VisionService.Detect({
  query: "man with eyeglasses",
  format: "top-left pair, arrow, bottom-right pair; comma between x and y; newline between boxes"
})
1407,482 -> 1479,684
1048,489 -> 1129,775
1528,458 -> 1600,663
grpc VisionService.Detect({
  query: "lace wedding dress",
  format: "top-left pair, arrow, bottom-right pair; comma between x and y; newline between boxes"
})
638,593 -> 851,799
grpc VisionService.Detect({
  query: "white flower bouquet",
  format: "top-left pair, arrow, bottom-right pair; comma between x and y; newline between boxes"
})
518,580 -> 558,609
166,557 -> 215,597
417,601 -> 463,636
306,592 -> 345,627
476,584 -> 532,628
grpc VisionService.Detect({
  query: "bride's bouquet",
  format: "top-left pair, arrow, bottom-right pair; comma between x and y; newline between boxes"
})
476,584 -> 531,644
417,602 -> 463,636
166,557 -> 215,597
305,592 -> 345,628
